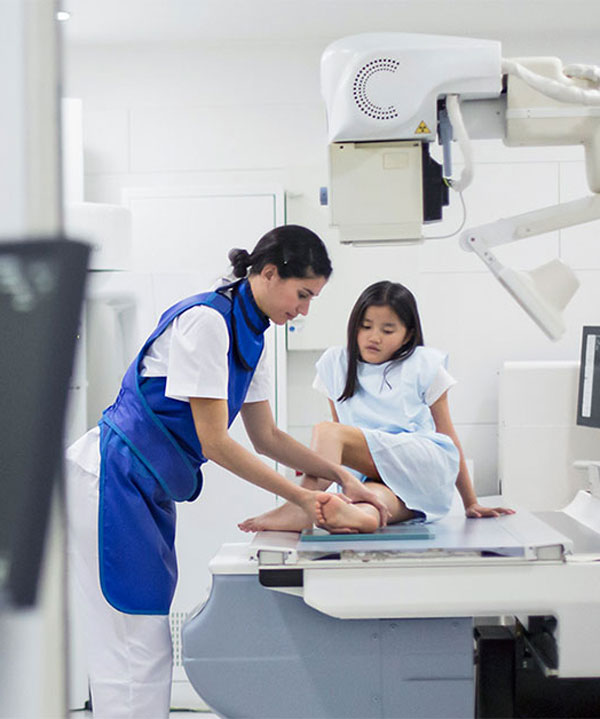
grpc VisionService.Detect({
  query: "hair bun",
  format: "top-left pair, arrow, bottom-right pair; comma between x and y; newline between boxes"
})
228,248 -> 252,278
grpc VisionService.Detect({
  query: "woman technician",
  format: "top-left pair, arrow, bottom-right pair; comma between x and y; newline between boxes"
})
66,224 -> 389,719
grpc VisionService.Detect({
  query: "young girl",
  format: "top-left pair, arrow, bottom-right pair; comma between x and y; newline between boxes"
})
240,280 -> 513,534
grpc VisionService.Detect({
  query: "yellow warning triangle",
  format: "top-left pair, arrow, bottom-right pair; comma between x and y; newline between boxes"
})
415,121 -> 431,134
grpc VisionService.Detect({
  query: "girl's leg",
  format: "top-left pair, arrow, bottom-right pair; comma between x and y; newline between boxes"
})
239,422 -> 410,532
239,420 -> 350,532
316,480 -> 416,533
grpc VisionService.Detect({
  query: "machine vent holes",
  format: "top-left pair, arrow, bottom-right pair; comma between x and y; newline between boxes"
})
353,57 -> 400,120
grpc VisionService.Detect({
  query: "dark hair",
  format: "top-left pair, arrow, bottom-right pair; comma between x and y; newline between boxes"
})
228,225 -> 332,280
338,281 -> 424,402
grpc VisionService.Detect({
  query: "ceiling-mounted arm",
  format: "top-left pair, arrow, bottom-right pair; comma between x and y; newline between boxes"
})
503,56 -> 600,196
460,194 -> 600,253
454,57 -> 600,340
458,196 -> 600,340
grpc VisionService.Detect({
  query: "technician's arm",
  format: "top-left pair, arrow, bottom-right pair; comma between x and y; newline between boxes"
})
190,397 -> 322,523
240,400 -> 390,524
430,392 -> 514,518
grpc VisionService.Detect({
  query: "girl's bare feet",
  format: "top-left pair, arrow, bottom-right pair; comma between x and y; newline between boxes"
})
238,501 -> 312,533
315,493 -> 379,534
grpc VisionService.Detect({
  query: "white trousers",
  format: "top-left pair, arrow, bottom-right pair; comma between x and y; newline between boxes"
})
66,440 -> 173,719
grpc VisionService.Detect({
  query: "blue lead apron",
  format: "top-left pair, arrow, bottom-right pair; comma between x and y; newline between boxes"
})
98,279 -> 269,614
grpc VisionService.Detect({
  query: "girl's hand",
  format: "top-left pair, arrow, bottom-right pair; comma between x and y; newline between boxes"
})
465,503 -> 515,519
339,473 -> 390,526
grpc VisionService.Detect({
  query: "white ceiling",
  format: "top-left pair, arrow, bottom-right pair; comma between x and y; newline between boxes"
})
61,0 -> 600,52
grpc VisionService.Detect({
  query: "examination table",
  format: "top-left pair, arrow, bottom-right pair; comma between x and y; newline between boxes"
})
182,491 -> 600,718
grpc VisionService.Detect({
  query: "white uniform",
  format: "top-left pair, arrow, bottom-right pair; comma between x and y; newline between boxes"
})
67,305 -> 270,718
313,345 -> 460,521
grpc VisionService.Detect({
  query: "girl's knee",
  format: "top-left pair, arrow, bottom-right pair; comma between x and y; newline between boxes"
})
312,421 -> 338,440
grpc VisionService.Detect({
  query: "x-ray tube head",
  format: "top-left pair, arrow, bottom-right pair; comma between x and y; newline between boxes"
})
320,33 -> 501,243
321,33 -> 502,144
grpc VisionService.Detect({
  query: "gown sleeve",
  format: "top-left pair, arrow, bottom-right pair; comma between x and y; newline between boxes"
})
313,347 -> 344,400
425,364 -> 457,406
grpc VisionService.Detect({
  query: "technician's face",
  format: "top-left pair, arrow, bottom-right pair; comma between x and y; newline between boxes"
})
252,266 -> 327,325
357,304 -> 411,364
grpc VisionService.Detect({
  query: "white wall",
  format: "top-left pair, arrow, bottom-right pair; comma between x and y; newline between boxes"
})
64,29 -> 600,495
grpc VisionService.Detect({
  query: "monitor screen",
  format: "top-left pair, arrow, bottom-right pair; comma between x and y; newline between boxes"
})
577,326 -> 600,429
0,239 -> 88,607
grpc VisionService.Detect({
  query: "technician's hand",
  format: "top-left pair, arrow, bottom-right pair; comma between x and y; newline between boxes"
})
339,473 -> 390,527
465,503 -> 515,519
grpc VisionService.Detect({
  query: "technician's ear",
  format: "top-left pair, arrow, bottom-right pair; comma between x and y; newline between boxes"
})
260,264 -> 279,282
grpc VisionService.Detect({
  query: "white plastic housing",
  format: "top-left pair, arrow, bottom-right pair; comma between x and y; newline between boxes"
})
321,33 -> 502,143
505,56 -> 600,193
329,140 -> 424,242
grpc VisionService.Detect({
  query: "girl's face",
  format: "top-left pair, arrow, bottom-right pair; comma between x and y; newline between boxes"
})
357,304 -> 411,364
251,265 -> 327,326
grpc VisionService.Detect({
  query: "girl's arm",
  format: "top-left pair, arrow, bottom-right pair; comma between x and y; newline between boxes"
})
430,392 -> 515,518
239,400 -> 390,523
328,399 -> 340,423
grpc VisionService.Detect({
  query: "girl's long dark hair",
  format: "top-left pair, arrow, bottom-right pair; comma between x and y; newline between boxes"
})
338,281 -> 424,401
228,225 -> 332,280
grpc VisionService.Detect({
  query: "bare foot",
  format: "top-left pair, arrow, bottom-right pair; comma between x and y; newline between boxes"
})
315,494 -> 379,534
238,501 -> 312,533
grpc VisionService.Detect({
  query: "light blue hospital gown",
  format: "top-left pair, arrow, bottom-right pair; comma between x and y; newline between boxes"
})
314,346 -> 460,522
